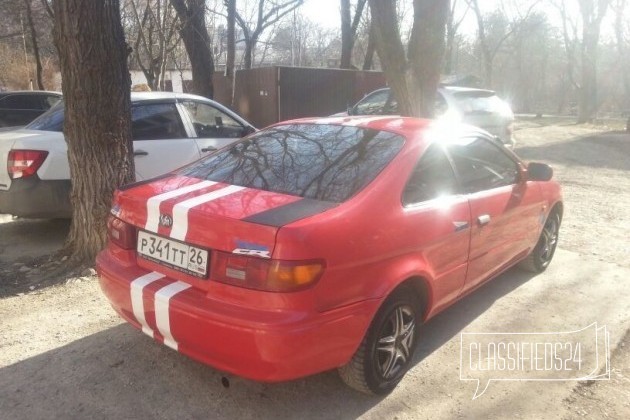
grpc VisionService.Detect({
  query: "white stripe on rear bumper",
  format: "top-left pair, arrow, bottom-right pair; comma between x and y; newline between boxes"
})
154,281 -> 192,351
145,181 -> 217,232
130,271 -> 164,337
170,185 -> 245,241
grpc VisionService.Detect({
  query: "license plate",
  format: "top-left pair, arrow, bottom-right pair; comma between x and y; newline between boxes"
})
137,230 -> 209,278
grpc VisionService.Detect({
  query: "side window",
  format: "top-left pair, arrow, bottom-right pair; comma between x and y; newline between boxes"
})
131,103 -> 187,140
403,144 -> 459,206
3,95 -> 37,109
181,101 -> 244,138
448,137 -> 519,193
354,90 -> 389,115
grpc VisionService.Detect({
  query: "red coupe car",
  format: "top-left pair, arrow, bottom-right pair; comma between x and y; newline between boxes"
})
97,116 -> 562,394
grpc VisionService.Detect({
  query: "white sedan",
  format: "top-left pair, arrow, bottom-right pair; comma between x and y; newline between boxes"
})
0,92 -> 255,218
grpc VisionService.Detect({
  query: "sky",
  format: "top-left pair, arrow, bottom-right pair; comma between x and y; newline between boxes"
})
299,0 -> 592,37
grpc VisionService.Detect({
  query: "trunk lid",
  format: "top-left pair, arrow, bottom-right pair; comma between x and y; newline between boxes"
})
114,175 -> 303,259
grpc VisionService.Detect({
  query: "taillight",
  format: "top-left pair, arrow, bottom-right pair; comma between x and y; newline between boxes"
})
107,215 -> 136,250
213,251 -> 324,292
7,150 -> 48,179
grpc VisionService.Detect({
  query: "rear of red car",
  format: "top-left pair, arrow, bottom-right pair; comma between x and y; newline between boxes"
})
97,121 -> 410,381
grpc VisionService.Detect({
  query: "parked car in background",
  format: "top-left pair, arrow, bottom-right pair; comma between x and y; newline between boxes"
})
97,116 -> 562,395
338,86 -> 515,148
0,90 -> 62,128
0,92 -> 255,218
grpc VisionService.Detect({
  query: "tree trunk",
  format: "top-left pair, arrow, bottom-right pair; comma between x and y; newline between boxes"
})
225,0 -> 236,79
243,38 -> 253,69
170,0 -> 214,98
362,22 -> 375,70
340,0 -> 353,68
52,0 -> 134,263
614,0 -> 630,110
577,0 -> 610,123
469,0 -> 493,87
24,0 -> 44,90
369,0 -> 448,117
578,30 -> 599,122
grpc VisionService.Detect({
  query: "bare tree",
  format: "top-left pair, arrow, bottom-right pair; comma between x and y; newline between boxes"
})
23,0 -> 44,89
612,0 -> 629,109
340,0 -> 367,69
127,0 -> 180,91
467,0 -> 540,86
368,0 -> 449,117
444,0 -> 469,74
577,0 -> 610,122
362,21 -> 375,70
53,0 -> 134,262
170,0 -> 215,98
224,0 -> 236,78
234,0 -> 304,69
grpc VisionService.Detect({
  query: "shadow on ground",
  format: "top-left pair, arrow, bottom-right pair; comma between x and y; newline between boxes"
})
0,217 -> 69,265
0,267 -> 536,419
516,131 -> 630,171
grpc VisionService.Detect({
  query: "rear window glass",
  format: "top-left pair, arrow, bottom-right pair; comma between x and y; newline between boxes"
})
180,124 -> 405,203
453,92 -> 510,115
25,101 -> 64,131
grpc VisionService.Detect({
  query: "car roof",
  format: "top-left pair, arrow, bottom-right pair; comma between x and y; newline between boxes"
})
130,91 -> 213,102
0,90 -> 62,97
365,86 -> 496,95
273,116 -> 497,149
440,85 -> 495,95
271,116 -> 434,140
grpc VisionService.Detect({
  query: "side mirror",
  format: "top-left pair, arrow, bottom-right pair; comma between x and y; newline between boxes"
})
527,162 -> 553,182
241,125 -> 256,137
347,106 -> 354,116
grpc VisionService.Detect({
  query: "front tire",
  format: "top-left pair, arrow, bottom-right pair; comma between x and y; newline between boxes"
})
339,287 -> 422,395
519,210 -> 561,273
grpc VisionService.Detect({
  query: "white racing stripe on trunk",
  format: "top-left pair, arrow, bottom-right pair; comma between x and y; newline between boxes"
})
130,271 -> 165,337
145,181 -> 217,232
170,185 -> 245,241
154,281 -> 192,351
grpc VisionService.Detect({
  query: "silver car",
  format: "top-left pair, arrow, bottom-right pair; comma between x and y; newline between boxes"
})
342,86 -> 515,148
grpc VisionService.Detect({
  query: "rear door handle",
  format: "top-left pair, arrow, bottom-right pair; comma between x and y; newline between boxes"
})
477,214 -> 491,226
133,150 -> 148,156
201,147 -> 217,153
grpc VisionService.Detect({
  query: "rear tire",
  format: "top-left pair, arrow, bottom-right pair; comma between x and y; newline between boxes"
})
519,210 -> 561,273
339,286 -> 422,395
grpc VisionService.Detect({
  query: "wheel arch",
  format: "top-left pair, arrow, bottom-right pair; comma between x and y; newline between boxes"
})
383,275 -> 434,322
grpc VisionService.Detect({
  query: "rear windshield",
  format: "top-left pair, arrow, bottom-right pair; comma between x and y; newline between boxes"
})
180,124 -> 405,203
453,91 -> 510,115
25,101 -> 64,131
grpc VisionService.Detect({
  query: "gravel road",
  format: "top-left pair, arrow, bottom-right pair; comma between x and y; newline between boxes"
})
0,123 -> 628,419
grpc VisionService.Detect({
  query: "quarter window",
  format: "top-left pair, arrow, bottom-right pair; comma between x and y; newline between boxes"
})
354,90 -> 389,115
403,145 -> 459,206
181,101 -> 244,138
448,137 -> 519,193
131,103 -> 186,140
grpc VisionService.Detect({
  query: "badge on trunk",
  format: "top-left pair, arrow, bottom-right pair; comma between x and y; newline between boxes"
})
159,213 -> 173,228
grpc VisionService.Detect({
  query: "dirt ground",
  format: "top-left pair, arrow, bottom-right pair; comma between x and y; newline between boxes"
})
0,121 -> 629,419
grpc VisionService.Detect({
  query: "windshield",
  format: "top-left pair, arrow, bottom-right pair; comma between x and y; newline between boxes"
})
180,124 -> 405,203
25,101 -> 64,131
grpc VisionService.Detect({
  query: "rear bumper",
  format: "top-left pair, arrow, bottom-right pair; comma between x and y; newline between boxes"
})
0,176 -> 71,218
96,250 -> 379,382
